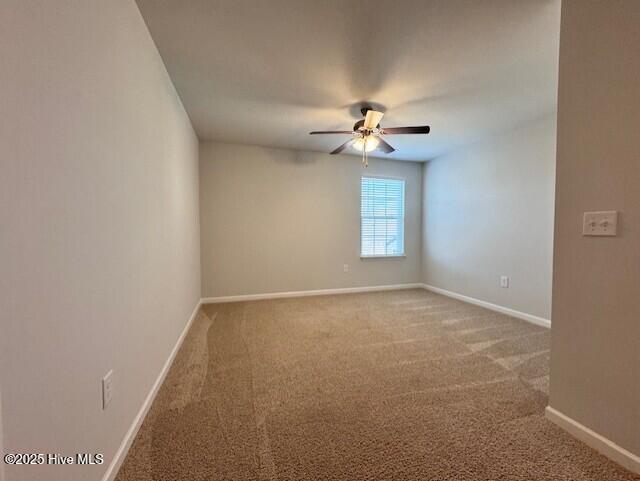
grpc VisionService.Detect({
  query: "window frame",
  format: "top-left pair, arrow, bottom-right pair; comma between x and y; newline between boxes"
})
359,175 -> 407,259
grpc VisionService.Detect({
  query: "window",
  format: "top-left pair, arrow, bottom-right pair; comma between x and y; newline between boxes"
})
361,176 -> 405,257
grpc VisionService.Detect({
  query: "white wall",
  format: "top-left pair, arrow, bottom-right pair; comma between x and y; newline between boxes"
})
0,2 -> 201,481
551,0 -> 640,459
422,114 -> 557,320
199,142 -> 422,297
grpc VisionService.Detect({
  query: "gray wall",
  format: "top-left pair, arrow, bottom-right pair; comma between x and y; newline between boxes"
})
422,114 -> 557,320
0,2 -> 201,480
551,0 -> 640,457
199,142 -> 423,297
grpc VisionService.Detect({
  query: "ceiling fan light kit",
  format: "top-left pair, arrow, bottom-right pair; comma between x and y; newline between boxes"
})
310,107 -> 430,167
353,136 -> 379,152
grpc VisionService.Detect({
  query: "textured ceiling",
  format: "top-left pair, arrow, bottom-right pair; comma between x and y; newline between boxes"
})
136,0 -> 560,161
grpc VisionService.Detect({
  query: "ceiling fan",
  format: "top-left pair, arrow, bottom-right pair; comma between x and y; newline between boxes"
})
310,107 -> 430,166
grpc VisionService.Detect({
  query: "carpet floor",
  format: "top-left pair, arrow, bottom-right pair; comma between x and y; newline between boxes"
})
116,289 -> 639,481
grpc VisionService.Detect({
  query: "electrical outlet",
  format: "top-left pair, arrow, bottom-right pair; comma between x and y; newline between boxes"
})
102,370 -> 114,410
343,264 -> 349,273
500,276 -> 509,288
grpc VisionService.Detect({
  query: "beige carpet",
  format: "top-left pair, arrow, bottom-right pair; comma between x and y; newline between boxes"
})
116,289 -> 639,481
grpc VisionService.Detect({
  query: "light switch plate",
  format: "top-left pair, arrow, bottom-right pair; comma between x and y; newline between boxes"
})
583,211 -> 618,236
500,276 -> 509,288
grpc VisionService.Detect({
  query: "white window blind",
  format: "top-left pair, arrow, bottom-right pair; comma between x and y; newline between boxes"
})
361,176 -> 405,257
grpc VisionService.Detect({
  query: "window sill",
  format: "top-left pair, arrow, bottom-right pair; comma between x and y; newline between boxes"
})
360,254 -> 406,259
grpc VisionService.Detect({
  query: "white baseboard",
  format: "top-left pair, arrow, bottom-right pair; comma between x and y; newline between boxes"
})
101,300 -> 202,481
545,406 -> 640,474
201,283 -> 424,304
420,284 -> 551,328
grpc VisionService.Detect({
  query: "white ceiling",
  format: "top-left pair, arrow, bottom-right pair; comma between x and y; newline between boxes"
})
136,0 -> 560,161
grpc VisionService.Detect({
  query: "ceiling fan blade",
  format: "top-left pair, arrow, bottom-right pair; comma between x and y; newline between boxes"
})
309,130 -> 353,135
363,110 -> 384,129
382,126 -> 430,134
376,137 -> 396,154
330,139 -> 354,154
